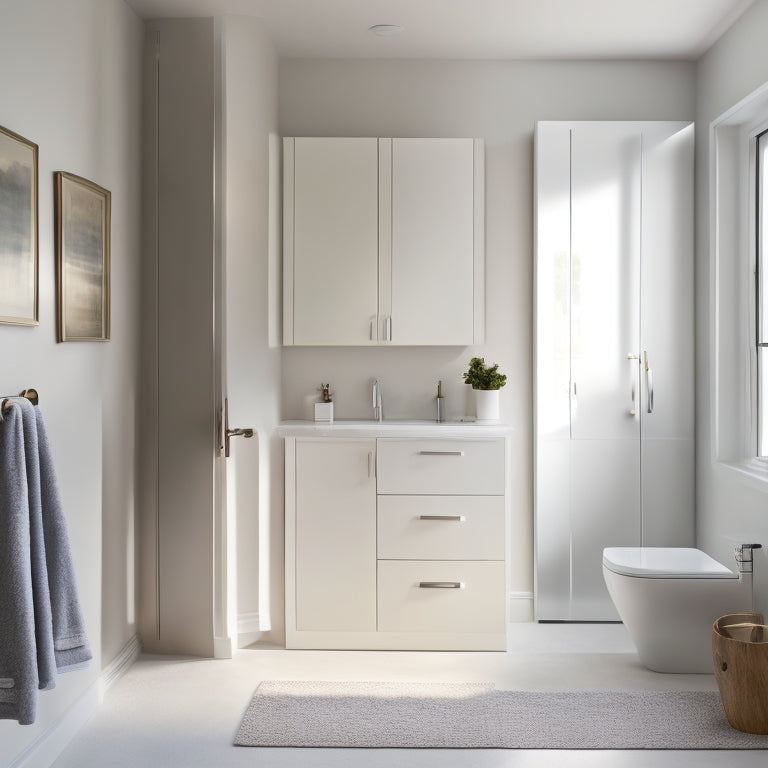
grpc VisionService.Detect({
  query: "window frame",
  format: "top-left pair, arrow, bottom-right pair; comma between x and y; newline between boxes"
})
711,84 -> 768,485
751,124 -> 768,462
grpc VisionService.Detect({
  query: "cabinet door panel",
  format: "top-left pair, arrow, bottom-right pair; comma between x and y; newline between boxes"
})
292,138 -> 379,345
295,440 -> 376,631
390,138 -> 475,345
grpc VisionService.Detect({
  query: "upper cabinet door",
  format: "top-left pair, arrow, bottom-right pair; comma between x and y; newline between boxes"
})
387,138 -> 483,345
284,137 -> 379,345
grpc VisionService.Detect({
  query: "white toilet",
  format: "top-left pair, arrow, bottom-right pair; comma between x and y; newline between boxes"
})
602,545 -> 760,673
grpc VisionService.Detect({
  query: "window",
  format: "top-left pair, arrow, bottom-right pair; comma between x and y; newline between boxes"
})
712,84 -> 768,477
757,129 -> 768,456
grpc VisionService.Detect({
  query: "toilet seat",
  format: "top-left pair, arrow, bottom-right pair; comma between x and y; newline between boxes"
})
602,547 -> 737,579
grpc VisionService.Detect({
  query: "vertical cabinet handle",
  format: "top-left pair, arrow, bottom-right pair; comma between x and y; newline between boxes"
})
385,315 -> 392,342
370,316 -> 376,341
644,351 -> 654,414
627,353 -> 639,417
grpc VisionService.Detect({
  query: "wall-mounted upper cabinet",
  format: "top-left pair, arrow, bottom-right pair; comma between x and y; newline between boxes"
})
283,137 -> 485,346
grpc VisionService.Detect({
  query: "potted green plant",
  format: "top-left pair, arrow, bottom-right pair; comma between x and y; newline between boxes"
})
462,357 -> 506,422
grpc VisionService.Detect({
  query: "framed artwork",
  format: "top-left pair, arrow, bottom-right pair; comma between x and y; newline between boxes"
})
0,124 -> 38,325
55,171 -> 111,342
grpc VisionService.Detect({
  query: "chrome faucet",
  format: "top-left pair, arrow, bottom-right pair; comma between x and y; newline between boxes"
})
372,379 -> 383,422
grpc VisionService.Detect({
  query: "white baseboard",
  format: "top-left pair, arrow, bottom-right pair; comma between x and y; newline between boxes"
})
9,634 -> 141,768
238,611 -> 260,635
509,591 -> 534,623
214,636 -> 233,659
236,611 -> 262,648
100,634 -> 142,696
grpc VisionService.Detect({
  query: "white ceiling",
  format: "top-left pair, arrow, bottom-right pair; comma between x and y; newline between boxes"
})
123,0 -> 754,60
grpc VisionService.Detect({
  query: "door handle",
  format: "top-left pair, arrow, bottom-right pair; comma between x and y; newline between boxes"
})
223,398 -> 254,458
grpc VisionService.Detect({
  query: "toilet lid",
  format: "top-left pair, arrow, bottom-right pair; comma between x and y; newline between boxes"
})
602,547 -> 738,579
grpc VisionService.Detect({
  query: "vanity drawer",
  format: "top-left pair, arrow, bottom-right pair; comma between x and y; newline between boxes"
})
377,560 -> 505,634
376,438 -> 505,495
377,495 -> 505,560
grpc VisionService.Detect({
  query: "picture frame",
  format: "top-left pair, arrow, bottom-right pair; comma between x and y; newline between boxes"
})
54,171 -> 111,342
0,124 -> 38,326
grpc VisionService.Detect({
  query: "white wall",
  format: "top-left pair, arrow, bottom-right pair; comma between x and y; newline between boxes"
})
695,1 -> 768,614
278,59 -> 696,606
0,0 -> 142,764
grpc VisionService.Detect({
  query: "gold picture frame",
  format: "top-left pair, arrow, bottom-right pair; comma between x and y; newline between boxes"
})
0,124 -> 38,325
55,171 -> 111,342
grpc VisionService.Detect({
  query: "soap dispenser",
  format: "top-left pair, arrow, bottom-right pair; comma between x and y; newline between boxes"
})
436,380 -> 445,423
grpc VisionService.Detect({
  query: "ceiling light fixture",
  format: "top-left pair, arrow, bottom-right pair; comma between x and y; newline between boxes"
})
368,24 -> 404,37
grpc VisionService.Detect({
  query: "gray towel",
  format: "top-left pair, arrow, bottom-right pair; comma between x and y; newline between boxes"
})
0,399 -> 92,725
0,402 -> 40,725
19,399 -> 57,691
33,403 -> 92,671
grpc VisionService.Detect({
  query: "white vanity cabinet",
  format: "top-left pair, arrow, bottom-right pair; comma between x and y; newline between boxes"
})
284,429 -> 508,650
283,137 -> 485,346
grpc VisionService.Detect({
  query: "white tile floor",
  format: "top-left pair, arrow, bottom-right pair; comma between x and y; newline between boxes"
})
51,624 -> 768,767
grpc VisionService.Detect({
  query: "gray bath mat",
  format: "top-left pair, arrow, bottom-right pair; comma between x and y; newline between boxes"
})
235,680 -> 768,749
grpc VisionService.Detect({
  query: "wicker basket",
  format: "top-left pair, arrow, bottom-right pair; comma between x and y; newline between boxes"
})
712,612 -> 768,734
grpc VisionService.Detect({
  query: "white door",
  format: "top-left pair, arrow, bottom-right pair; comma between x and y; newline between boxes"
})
212,20 -> 283,656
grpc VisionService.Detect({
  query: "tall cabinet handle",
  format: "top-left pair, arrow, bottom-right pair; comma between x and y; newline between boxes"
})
385,315 -> 392,341
627,353 -> 638,417
644,351 -> 654,414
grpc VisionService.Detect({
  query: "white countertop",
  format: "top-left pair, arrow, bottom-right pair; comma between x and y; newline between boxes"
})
278,419 -> 512,438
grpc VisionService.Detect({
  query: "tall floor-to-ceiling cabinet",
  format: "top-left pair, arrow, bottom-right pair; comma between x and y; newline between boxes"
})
534,121 -> 695,621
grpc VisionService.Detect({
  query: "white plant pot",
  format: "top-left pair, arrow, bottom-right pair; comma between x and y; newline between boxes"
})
474,388 -> 500,423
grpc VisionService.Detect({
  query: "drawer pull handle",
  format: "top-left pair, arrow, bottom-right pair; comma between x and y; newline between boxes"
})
418,514 -> 466,522
418,581 -> 465,589
418,450 -> 464,457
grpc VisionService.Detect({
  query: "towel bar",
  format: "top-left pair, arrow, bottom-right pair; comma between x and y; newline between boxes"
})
1,388 -> 39,415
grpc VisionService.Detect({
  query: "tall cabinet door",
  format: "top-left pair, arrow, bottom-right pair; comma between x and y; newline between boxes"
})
387,138 -> 481,345
285,137 -> 379,345
639,123 -> 695,546
569,124 -> 642,620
